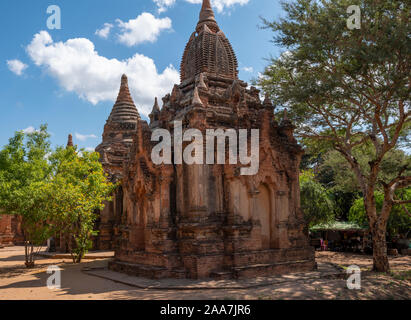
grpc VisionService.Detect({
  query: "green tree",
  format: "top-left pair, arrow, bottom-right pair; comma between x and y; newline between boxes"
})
258,0 -> 410,272
0,126 -> 53,267
0,127 -> 114,266
349,189 -> 411,238
314,147 -> 409,219
48,146 -> 114,263
317,146 -> 410,194
300,170 -> 335,227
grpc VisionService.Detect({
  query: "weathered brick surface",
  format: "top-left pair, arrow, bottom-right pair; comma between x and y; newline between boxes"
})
0,215 -> 24,246
94,74 -> 140,250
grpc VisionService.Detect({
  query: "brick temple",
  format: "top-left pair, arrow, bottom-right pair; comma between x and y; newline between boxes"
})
0,214 -> 23,246
95,74 -> 140,250
97,0 -> 315,279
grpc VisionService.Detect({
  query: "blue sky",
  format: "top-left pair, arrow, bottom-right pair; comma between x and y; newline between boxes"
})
0,0 -> 285,151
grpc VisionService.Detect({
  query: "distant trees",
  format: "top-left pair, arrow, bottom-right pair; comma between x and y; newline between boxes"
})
349,190 -> 411,239
0,126 -> 113,267
259,0 -> 410,272
309,146 -> 410,221
299,170 -> 335,227
301,134 -> 411,247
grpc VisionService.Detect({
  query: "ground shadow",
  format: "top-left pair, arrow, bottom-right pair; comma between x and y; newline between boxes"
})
0,251 -> 410,300
0,254 -> 28,262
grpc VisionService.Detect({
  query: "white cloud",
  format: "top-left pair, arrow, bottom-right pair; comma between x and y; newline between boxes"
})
95,23 -> 113,39
7,59 -> 28,76
85,147 -> 96,152
75,133 -> 98,141
257,72 -> 268,82
22,126 -> 36,134
154,0 -> 176,13
242,66 -> 254,73
117,13 -> 172,47
155,0 -> 250,13
26,31 -> 179,116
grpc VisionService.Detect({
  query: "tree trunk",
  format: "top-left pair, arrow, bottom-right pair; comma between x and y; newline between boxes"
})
67,233 -> 76,264
23,229 -> 35,268
24,241 -> 35,268
76,251 -> 83,263
364,189 -> 390,273
371,227 -> 390,272
24,241 -> 29,266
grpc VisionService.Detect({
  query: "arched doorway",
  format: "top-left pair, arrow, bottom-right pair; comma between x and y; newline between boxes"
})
256,184 -> 271,249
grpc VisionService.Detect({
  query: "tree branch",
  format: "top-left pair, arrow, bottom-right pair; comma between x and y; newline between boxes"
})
393,200 -> 411,205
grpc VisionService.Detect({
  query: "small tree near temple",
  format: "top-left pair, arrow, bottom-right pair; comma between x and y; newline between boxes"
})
48,146 -> 114,263
0,126 -> 114,266
258,0 -> 410,272
0,126 -> 53,267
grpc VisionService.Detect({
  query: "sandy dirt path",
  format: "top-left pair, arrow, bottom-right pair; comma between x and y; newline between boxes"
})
0,247 -> 409,300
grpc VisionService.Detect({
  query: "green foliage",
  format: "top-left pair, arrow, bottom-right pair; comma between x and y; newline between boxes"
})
0,126 -> 114,266
258,0 -> 410,125
47,146 -> 114,263
0,125 -> 52,266
257,0 -> 410,271
349,189 -> 411,237
316,147 -> 410,193
313,147 -> 409,219
257,0 -> 410,178
300,170 -> 335,226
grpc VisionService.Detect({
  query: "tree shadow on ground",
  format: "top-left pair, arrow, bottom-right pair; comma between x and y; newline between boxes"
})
0,254 -> 28,262
1,251 -> 410,300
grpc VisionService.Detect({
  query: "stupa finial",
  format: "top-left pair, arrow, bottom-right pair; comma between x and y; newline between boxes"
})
115,74 -> 135,106
67,134 -> 73,148
263,93 -> 273,108
152,97 -> 160,113
197,0 -> 219,32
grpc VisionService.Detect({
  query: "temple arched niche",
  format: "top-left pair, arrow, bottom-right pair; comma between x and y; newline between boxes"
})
239,183 -> 251,221
125,184 -> 148,251
255,184 -> 272,250
132,199 -> 146,250
228,179 -> 251,222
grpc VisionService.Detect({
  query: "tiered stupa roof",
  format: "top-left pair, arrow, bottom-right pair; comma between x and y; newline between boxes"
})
180,0 -> 238,82
108,74 -> 140,123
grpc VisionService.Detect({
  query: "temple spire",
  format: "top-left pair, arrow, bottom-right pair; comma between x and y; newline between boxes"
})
108,74 -> 140,122
197,0 -> 219,32
149,97 -> 161,125
181,0 -> 237,81
263,93 -> 273,108
200,0 -> 215,21
152,97 -> 160,113
115,74 -> 135,106
67,134 -> 73,148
